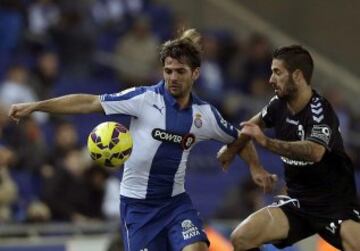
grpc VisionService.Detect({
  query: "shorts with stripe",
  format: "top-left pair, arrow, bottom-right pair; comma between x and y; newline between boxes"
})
268,195 -> 360,250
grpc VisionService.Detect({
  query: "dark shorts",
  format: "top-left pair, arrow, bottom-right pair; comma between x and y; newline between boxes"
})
268,195 -> 360,250
120,193 -> 209,251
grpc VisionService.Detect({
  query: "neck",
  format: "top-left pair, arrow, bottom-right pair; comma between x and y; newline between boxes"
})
287,85 -> 312,114
176,95 -> 191,109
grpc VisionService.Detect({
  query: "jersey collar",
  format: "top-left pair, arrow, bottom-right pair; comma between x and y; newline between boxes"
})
161,80 -> 193,110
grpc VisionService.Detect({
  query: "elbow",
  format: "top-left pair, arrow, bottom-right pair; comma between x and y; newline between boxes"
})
306,141 -> 326,163
310,151 -> 324,162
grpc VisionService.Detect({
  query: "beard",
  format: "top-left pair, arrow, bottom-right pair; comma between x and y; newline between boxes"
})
278,76 -> 298,101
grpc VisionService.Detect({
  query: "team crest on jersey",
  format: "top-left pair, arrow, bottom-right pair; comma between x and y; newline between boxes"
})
194,113 -> 203,128
152,128 -> 195,150
181,220 -> 200,240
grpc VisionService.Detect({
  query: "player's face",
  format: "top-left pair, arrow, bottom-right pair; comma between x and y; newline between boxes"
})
269,59 -> 297,100
163,57 -> 200,99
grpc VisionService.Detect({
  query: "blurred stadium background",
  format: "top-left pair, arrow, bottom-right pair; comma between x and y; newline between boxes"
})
0,0 -> 359,251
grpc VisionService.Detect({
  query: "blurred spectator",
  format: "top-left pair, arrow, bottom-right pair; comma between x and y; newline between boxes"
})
107,233 -> 125,251
85,165 -> 109,219
324,87 -> 351,145
92,0 -> 144,26
0,1 -> 24,52
240,33 -> 272,94
0,65 -> 33,105
42,149 -> 103,222
0,161 -> 18,222
13,117 -> 48,172
114,15 -> 160,85
28,0 -> 59,43
49,9 -> 96,75
0,106 -> 17,222
0,104 -> 9,139
49,120 -> 80,165
248,77 -> 272,98
102,174 -> 121,219
0,145 -> 15,169
196,34 -> 225,108
30,51 -> 59,99
26,200 -> 51,222
0,65 -> 48,123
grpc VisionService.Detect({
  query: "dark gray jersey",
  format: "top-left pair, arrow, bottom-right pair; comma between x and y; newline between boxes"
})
261,91 -> 358,213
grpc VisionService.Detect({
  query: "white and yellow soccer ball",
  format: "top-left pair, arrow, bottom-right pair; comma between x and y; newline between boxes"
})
87,121 -> 133,168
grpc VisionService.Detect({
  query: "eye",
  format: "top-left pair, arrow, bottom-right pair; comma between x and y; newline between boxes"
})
177,69 -> 186,74
164,69 -> 172,74
273,69 -> 281,76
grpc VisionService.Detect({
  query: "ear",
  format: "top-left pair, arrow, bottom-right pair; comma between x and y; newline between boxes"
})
192,67 -> 200,81
292,69 -> 303,82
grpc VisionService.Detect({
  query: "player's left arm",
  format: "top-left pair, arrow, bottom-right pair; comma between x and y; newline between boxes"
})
263,138 -> 325,162
215,113 -> 277,192
241,121 -> 326,162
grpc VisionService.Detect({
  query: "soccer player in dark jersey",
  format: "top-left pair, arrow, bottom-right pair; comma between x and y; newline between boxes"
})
218,45 -> 360,251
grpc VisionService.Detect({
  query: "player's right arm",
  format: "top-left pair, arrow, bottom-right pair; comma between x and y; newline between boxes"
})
9,94 -> 103,122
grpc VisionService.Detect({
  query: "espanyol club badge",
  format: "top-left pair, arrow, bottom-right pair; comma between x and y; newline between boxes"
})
194,113 -> 202,128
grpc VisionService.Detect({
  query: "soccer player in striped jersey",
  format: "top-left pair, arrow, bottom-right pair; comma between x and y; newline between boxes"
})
9,29 -> 276,251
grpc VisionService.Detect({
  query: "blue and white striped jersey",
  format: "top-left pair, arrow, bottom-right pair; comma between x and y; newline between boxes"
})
100,81 -> 238,199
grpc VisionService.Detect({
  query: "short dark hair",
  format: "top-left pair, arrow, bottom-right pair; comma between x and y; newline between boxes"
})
273,45 -> 314,84
160,29 -> 202,70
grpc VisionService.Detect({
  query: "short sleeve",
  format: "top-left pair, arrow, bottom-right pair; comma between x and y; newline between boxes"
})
305,99 -> 338,150
100,87 -> 147,117
207,106 -> 239,144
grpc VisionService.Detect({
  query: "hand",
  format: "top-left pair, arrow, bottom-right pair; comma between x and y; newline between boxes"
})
217,145 -> 236,171
250,166 -> 278,193
8,102 -> 36,123
240,122 -> 267,147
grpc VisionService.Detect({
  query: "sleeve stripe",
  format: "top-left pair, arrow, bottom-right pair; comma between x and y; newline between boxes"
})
210,106 -> 238,139
100,87 -> 147,102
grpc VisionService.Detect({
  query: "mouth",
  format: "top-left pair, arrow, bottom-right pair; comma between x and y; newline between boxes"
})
271,84 -> 280,93
168,84 -> 180,92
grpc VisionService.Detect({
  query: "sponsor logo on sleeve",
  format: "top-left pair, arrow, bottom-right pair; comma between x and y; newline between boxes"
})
310,124 -> 331,145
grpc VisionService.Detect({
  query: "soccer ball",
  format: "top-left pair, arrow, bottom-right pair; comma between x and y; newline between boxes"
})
87,121 -> 133,168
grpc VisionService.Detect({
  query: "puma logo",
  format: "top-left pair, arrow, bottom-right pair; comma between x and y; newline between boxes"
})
152,104 -> 164,114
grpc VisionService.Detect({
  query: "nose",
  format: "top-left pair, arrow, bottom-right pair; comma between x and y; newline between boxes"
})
269,73 -> 275,84
169,72 -> 179,81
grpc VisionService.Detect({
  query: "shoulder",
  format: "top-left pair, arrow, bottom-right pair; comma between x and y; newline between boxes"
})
308,92 -> 337,123
191,94 -> 214,115
262,95 -> 283,116
100,82 -> 164,102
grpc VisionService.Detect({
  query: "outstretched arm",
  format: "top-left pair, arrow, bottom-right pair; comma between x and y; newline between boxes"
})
9,94 -> 103,122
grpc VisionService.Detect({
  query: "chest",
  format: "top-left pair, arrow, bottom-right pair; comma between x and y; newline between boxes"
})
274,112 -> 310,142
